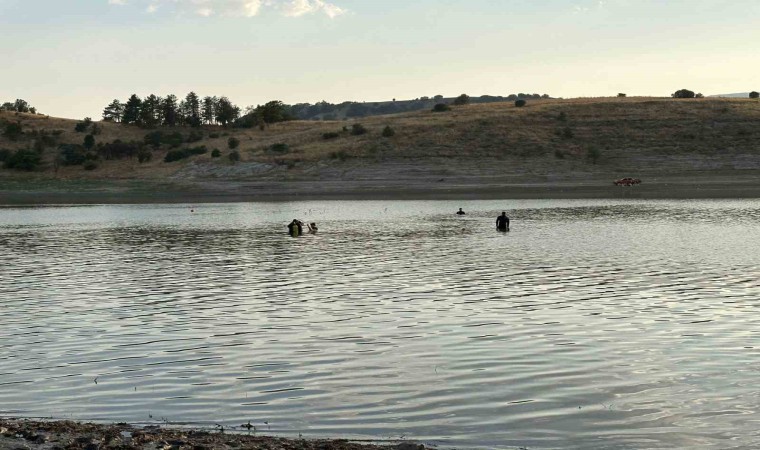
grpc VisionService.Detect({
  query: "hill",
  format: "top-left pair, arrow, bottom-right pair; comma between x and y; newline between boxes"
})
2,97 -> 760,202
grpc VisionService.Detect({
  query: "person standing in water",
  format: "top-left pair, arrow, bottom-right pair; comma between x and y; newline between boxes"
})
496,211 -> 510,232
287,219 -> 303,237
307,222 -> 318,234
456,208 -> 466,215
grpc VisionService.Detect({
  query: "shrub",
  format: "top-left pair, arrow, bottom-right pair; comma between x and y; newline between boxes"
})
617,93 -> 627,98
330,150 -> 349,161
351,123 -> 368,135
229,150 -> 240,163
268,143 -> 290,154
672,89 -> 695,99
59,144 -> 87,165
322,131 -> 340,140
144,131 -> 164,148
74,121 -> 90,133
211,149 -> 221,158
209,132 -> 221,138
695,93 -> 704,98
162,132 -> 184,148
83,134 -> 95,150
452,94 -> 470,106
587,148 -> 601,164
5,149 -> 42,171
515,99 -> 527,107
163,146 -> 207,163
432,103 -> 451,112
99,140 -> 138,160
137,149 -> 152,163
557,112 -> 567,122
750,91 -> 759,99
559,127 -> 574,139
554,149 -> 565,159
83,160 -> 98,171
382,125 -> 395,137
3,122 -> 23,140
0,148 -> 11,162
228,137 -> 240,149
187,129 -> 204,143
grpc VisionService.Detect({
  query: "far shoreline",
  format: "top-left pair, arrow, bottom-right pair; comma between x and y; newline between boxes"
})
1,175 -> 760,206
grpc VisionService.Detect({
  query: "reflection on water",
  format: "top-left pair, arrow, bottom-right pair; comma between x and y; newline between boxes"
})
1,200 -> 760,449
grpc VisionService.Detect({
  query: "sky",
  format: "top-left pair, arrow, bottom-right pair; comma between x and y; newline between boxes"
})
1,0 -> 759,119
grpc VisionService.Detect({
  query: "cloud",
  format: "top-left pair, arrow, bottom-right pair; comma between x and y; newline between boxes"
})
108,0 -> 345,18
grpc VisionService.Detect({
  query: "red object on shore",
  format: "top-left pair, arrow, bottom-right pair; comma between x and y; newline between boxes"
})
614,177 -> 642,186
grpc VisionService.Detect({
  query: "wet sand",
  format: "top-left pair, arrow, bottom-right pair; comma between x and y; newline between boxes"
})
0,419 -> 428,450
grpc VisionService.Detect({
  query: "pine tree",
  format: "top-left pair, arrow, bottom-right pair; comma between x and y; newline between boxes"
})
102,99 -> 125,122
122,94 -> 142,124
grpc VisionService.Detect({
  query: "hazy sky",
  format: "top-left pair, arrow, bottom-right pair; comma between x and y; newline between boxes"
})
2,0 -> 759,118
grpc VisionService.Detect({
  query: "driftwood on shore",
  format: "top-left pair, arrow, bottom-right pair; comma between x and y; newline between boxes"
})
0,419 -> 428,450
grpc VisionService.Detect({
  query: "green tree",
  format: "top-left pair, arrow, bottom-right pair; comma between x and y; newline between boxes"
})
382,125 -> 395,137
750,91 -> 759,99
672,89 -> 695,98
122,94 -> 142,124
202,96 -> 216,125
227,137 -> 240,149
102,99 -> 125,122
13,99 -> 30,113
140,94 -> 161,128
216,97 -> 240,126
453,94 -> 470,105
4,149 -> 41,171
432,103 -> 450,112
185,92 -> 201,127
162,94 -> 179,126
258,100 -> 292,123
515,99 -> 527,107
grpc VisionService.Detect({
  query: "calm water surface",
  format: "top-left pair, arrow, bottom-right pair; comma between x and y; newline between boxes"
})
1,200 -> 760,449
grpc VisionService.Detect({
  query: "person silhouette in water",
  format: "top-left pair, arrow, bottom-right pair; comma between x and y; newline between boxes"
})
287,219 -> 303,237
456,208 -> 466,215
496,211 -> 510,232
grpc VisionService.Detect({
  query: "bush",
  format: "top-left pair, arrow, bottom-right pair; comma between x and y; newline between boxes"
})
0,148 -> 11,162
162,132 -> 184,148
74,121 -> 90,133
268,143 -> 290,154
554,149 -> 565,159
164,146 -> 207,163
3,122 -> 23,140
209,132 -> 221,138
557,112 -> 567,122
228,137 -> 240,149
617,93 -> 627,98
432,103 -> 451,112
83,160 -> 98,171
750,91 -> 759,99
695,93 -> 704,98
559,127 -> 574,139
587,148 -> 601,164
187,129 -> 204,143
322,131 -> 340,140
229,150 -> 240,163
83,134 -> 95,150
59,143 -> 87,165
351,123 -> 368,135
330,150 -> 350,161
382,125 -> 395,137
137,149 -> 152,163
144,131 -> 164,148
211,149 -> 221,158
515,99 -> 527,107
4,149 -> 41,171
99,140 -> 138,160
453,94 -> 470,106
672,89 -> 695,99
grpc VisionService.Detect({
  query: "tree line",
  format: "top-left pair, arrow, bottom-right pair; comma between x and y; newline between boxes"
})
103,92 -> 243,127
1,99 -> 39,114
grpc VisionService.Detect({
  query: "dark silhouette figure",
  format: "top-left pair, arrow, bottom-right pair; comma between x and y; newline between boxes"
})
496,211 -> 510,232
287,219 -> 303,237
456,208 -> 466,215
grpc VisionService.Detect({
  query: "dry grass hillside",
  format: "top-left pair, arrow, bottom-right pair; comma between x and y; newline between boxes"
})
2,97 -> 760,187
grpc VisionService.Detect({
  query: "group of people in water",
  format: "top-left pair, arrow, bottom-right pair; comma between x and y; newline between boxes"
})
457,208 -> 510,231
287,219 -> 318,237
287,209 -> 510,236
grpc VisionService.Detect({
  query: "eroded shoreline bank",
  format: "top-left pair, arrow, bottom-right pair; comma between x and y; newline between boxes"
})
0,419 -> 429,450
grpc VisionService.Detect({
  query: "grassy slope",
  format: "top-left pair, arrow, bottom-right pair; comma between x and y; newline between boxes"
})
2,97 -> 760,185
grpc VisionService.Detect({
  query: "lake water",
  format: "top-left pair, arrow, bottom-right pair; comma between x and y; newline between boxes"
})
1,200 -> 760,449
